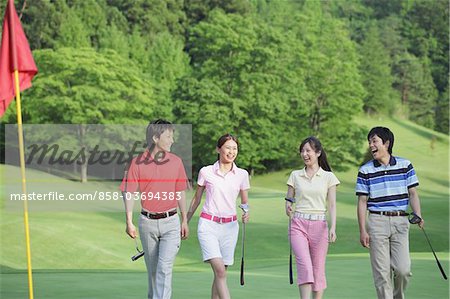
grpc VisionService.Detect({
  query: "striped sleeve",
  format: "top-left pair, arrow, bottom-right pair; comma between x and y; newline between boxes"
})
355,168 -> 369,196
406,163 -> 419,188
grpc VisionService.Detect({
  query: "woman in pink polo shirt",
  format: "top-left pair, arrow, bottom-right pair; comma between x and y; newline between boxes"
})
285,136 -> 339,299
187,133 -> 250,299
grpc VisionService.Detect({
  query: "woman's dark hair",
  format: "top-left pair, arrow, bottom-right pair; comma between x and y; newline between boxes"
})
367,126 -> 394,154
217,133 -> 239,148
146,119 -> 173,150
216,133 -> 239,160
299,136 -> 332,171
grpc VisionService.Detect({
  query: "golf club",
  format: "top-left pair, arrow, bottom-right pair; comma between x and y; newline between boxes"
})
122,163 -> 145,262
409,212 -> 447,280
289,214 -> 293,285
131,238 -> 145,261
239,204 -> 248,286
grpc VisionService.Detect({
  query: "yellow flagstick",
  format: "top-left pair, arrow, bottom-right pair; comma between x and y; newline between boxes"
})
14,69 -> 34,299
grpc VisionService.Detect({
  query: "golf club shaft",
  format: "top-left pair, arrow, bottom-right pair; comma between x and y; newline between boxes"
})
289,216 -> 293,285
240,221 -> 246,286
289,253 -> 293,284
422,228 -> 447,280
240,257 -> 244,285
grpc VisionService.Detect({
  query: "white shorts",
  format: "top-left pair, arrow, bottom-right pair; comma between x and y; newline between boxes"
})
197,217 -> 239,266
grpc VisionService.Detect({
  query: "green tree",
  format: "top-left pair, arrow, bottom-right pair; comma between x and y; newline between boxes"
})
296,1 -> 366,169
184,0 -> 252,26
402,0 -> 449,133
435,86 -> 449,134
20,0 -> 68,49
2,48 -> 159,181
55,8 -> 91,48
178,9 -> 307,173
173,77 -> 239,172
127,27 -> 151,69
99,24 -> 129,57
359,23 -> 395,114
106,0 -> 186,40
377,15 -> 410,115
393,54 -> 437,129
148,32 -> 190,118
402,0 -> 449,92
362,0 -> 403,19
378,15 -> 408,60
323,0 -> 373,43
69,0 -> 108,49
243,0 -> 312,170
98,5 -> 130,57
18,48 -> 157,123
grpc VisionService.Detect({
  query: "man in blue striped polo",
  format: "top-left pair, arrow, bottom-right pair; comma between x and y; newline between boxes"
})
356,126 -> 424,299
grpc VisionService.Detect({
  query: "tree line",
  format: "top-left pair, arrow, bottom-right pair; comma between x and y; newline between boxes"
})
1,0 -> 448,174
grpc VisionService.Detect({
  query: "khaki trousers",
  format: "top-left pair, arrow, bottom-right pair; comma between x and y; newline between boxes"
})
368,213 -> 411,299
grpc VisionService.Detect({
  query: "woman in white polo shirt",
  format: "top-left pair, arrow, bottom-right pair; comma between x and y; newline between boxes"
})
285,136 -> 339,299
187,133 -> 250,299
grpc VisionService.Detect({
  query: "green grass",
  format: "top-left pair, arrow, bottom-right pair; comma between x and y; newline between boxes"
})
1,254 -> 449,298
1,116 -> 449,298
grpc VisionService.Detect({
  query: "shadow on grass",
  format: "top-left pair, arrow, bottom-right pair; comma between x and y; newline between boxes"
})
2,256 -> 448,299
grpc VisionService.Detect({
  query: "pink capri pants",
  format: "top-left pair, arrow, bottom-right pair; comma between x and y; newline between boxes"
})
289,217 -> 329,291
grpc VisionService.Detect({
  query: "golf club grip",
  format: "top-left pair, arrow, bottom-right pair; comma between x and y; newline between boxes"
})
289,254 -> 293,284
240,258 -> 244,285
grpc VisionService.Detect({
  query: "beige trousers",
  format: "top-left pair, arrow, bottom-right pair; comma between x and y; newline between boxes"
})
368,213 -> 412,299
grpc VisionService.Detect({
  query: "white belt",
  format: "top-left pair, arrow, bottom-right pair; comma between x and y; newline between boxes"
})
294,212 -> 326,221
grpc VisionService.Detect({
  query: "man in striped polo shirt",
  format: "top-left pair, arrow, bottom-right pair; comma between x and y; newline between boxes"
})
356,126 -> 424,299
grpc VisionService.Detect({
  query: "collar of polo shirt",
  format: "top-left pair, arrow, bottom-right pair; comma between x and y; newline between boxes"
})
373,156 -> 397,167
213,160 -> 237,176
298,167 -> 325,177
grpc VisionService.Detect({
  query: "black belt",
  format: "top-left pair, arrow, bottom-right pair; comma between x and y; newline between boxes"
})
141,210 -> 177,219
369,210 -> 409,217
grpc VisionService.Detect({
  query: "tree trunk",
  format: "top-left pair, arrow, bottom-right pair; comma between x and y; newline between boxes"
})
81,161 -> 88,183
402,82 -> 408,105
78,124 -> 88,183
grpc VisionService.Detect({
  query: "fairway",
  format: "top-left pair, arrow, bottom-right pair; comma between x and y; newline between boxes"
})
1,117 -> 449,298
1,254 -> 449,298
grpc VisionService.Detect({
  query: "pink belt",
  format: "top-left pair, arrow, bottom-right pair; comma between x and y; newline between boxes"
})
200,212 -> 237,224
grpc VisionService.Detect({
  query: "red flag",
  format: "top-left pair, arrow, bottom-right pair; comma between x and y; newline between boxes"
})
0,0 -> 37,117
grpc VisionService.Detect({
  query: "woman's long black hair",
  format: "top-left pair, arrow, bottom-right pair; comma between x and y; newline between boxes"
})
299,136 -> 332,172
